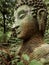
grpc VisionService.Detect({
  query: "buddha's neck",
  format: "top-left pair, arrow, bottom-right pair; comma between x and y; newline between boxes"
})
23,33 -> 44,48
19,33 -> 45,55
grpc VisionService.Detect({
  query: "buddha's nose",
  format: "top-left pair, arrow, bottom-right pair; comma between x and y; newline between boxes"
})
12,23 -> 19,29
11,25 -> 19,33
16,26 -> 19,29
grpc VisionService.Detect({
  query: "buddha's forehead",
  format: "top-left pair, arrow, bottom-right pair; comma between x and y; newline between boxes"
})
14,5 -> 31,17
16,5 -> 30,13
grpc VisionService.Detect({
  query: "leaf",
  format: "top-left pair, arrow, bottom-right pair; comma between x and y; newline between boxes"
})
29,60 -> 43,65
17,61 -> 25,65
22,54 -> 30,61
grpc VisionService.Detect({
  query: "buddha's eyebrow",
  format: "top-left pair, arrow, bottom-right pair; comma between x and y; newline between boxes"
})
18,10 -> 28,16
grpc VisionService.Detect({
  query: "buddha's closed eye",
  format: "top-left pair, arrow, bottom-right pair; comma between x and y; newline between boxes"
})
18,10 -> 27,19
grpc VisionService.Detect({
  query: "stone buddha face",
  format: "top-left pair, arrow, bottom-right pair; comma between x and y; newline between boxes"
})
13,5 -> 38,40
12,4 -> 46,40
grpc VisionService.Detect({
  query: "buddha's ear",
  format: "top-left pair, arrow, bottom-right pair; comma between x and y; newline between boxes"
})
37,8 -> 47,33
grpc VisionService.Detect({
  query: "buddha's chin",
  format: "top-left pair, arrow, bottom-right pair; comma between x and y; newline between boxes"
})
17,31 -> 30,40
17,33 -> 26,40
17,34 -> 24,39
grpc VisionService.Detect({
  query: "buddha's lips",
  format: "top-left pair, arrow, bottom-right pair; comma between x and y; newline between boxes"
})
16,31 -> 21,34
16,28 -> 21,34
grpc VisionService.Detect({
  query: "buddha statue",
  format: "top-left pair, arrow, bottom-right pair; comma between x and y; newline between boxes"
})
12,0 -> 47,55
12,0 -> 49,65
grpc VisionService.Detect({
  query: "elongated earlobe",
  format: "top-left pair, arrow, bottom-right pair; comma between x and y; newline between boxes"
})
37,8 -> 47,34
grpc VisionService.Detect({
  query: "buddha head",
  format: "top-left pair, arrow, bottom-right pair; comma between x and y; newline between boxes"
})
12,0 -> 47,40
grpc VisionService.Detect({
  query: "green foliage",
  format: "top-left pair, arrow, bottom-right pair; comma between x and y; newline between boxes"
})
44,0 -> 49,44
22,54 -> 30,61
29,60 -> 43,65
0,0 -> 16,43
17,61 -> 25,65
